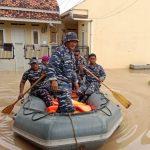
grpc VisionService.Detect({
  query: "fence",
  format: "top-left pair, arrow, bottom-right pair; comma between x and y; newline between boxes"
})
24,44 -> 49,59
1,44 -> 89,60
0,43 -> 14,59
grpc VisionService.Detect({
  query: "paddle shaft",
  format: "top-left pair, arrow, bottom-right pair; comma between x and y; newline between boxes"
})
13,74 -> 45,105
83,66 -> 131,108
82,67 -> 111,91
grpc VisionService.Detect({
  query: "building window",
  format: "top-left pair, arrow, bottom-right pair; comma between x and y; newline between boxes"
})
50,32 -> 57,43
82,31 -> 85,46
0,29 -> 4,45
32,30 -> 39,44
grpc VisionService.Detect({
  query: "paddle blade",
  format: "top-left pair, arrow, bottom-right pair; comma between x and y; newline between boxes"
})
1,104 -> 15,114
112,90 -> 132,108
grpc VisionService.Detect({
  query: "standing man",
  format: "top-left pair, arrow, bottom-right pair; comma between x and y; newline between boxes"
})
74,49 -> 87,85
51,32 -> 79,113
78,53 -> 106,102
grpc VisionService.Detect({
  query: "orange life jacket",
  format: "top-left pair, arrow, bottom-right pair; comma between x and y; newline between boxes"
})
72,100 -> 92,112
46,99 -> 59,113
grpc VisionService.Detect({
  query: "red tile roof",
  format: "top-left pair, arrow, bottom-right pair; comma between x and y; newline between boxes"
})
0,0 -> 59,11
0,9 -> 60,21
0,0 -> 60,22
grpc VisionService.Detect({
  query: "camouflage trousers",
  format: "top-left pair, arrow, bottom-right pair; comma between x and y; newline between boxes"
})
31,88 -> 52,107
31,80 -> 75,113
78,81 -> 100,102
57,80 -> 74,113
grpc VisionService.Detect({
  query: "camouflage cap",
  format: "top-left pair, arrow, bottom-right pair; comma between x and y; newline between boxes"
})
63,32 -> 79,43
29,57 -> 38,65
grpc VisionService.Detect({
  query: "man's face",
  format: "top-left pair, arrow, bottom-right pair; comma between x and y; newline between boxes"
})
42,60 -> 48,66
74,52 -> 80,60
31,63 -> 39,71
66,40 -> 78,51
89,56 -> 96,65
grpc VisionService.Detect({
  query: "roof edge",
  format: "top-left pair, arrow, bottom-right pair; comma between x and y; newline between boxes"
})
0,6 -> 59,14
0,17 -> 61,24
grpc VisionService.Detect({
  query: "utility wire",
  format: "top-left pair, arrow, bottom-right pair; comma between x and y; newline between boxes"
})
90,0 -> 139,20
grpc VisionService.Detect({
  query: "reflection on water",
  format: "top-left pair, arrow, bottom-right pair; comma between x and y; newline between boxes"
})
100,69 -> 150,150
0,114 -> 18,150
0,69 -> 150,150
0,109 -> 36,150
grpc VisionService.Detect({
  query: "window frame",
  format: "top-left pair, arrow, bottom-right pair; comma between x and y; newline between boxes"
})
81,31 -> 85,47
32,29 -> 40,45
0,28 -> 14,59
0,28 -> 5,46
50,31 -> 58,44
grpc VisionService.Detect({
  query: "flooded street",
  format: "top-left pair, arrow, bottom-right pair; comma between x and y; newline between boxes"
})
0,69 -> 150,150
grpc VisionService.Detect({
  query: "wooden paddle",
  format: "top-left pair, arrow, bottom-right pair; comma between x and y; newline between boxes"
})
83,67 -> 132,108
1,74 -> 45,114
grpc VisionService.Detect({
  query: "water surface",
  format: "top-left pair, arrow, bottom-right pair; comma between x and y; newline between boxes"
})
0,69 -> 150,150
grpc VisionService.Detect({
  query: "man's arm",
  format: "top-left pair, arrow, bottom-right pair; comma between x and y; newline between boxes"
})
18,79 -> 26,99
45,67 -> 58,91
72,72 -> 79,90
98,65 -> 106,82
18,71 -> 28,99
45,67 -> 57,81
51,51 -> 62,74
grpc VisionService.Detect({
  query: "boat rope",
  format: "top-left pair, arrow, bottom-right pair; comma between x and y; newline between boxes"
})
68,113 -> 81,150
97,93 -> 112,116
22,93 -> 112,122
22,97 -> 90,121
22,96 -> 55,121
100,107 -> 112,116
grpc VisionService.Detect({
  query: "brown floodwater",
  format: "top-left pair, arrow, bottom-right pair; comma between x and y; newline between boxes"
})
0,69 -> 150,150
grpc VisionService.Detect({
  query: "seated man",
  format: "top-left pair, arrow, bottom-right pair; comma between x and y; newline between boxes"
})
78,53 -> 106,102
74,49 -> 87,85
40,55 -> 50,69
18,57 -> 58,112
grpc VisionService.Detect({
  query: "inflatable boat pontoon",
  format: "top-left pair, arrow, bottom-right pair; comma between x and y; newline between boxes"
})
13,93 -> 123,150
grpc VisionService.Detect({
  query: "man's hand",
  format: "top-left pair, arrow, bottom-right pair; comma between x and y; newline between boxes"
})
51,80 -> 58,91
79,64 -> 83,71
74,82 -> 79,91
18,92 -> 24,100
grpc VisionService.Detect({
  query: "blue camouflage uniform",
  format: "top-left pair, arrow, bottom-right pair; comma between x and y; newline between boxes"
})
51,45 -> 78,113
22,66 -> 57,107
78,64 -> 106,102
40,62 -> 47,70
75,56 -> 87,85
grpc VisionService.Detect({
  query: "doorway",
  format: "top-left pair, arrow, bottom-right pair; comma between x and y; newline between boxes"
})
11,27 -> 25,70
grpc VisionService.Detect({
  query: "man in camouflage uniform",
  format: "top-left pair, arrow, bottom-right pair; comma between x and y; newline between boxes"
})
51,32 -> 79,113
40,55 -> 50,70
18,57 -> 58,112
74,49 -> 87,85
78,53 -> 106,102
